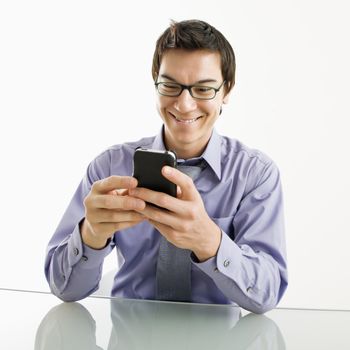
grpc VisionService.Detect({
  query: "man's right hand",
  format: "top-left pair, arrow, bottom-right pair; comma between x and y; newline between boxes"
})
81,176 -> 146,249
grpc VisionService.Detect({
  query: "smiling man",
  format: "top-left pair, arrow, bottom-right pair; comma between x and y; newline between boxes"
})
45,19 -> 288,314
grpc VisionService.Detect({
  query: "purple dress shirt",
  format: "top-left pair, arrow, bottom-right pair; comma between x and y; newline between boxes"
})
45,127 -> 288,313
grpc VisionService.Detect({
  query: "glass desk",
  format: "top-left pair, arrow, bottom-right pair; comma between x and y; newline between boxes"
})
0,288 -> 349,349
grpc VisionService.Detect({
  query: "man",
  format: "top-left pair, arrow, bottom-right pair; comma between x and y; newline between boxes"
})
45,19 -> 288,314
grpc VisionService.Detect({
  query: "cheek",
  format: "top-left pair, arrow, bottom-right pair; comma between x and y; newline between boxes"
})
155,98 -> 168,121
155,97 -> 163,112
203,101 -> 220,116
157,96 -> 173,112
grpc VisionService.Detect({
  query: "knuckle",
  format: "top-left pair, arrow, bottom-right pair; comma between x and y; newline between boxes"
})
170,230 -> 180,241
158,194 -> 168,207
185,176 -> 194,187
179,222 -> 191,232
151,211 -> 161,222
92,179 -> 103,191
83,196 -> 89,208
187,207 -> 197,220
85,212 -> 92,222
83,192 -> 94,207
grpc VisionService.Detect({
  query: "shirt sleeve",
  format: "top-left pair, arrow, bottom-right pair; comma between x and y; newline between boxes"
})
45,151 -> 115,302
193,161 -> 288,314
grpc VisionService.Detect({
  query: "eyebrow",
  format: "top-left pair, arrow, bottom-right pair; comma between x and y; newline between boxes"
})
159,74 -> 218,84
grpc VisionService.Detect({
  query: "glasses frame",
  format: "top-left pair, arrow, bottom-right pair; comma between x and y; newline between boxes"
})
155,80 -> 226,100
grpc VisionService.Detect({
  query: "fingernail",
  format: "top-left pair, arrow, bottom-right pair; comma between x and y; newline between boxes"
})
163,166 -> 172,175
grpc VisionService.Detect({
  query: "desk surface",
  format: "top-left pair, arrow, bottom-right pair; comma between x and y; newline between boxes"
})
0,288 -> 349,349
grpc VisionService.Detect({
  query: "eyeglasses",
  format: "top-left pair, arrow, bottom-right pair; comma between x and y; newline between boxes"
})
155,80 -> 225,100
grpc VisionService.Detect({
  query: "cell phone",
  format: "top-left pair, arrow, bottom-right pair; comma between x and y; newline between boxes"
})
133,148 -> 177,197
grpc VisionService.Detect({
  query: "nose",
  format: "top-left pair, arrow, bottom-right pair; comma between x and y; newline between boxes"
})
173,89 -> 197,113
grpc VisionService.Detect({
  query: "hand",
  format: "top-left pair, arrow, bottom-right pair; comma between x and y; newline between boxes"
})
81,176 -> 146,249
129,166 -> 222,261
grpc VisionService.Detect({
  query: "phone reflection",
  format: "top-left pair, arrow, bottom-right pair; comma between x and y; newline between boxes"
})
35,299 -> 286,350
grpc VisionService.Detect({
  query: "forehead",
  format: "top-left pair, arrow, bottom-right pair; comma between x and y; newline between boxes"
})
159,49 -> 222,83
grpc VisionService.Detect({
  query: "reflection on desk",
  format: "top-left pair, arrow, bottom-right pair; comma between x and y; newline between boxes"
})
35,298 -> 285,350
35,302 -> 103,350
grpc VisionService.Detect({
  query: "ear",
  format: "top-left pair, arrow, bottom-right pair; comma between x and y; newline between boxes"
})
222,82 -> 234,104
223,94 -> 230,104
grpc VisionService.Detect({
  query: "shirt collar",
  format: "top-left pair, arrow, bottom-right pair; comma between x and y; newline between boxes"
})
151,127 -> 168,150
201,128 -> 222,180
151,126 -> 222,180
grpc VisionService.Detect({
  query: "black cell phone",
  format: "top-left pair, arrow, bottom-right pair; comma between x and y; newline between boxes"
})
133,148 -> 177,197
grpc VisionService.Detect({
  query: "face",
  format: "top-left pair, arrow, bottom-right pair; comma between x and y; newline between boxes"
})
156,49 -> 230,159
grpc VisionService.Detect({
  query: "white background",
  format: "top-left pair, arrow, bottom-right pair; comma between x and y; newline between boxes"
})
1,0 -> 349,310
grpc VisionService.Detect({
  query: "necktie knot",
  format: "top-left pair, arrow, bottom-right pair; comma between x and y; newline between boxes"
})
177,158 -> 206,181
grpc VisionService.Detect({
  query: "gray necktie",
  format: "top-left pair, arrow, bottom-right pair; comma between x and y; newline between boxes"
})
156,159 -> 205,302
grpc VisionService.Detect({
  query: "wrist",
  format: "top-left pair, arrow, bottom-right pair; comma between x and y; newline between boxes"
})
194,225 -> 222,262
80,219 -> 108,250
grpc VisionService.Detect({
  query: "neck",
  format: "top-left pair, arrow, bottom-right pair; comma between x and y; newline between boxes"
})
162,127 -> 213,160
164,136 -> 208,160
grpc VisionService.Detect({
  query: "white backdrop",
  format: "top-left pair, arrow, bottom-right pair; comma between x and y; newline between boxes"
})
1,0 -> 349,310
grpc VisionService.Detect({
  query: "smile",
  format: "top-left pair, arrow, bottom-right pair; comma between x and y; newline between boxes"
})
170,112 -> 203,124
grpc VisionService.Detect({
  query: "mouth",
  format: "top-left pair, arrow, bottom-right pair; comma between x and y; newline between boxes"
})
169,112 -> 203,124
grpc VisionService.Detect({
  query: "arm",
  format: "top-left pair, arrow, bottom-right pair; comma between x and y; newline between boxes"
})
44,174 -> 112,302
45,156 -> 146,302
194,162 -> 288,313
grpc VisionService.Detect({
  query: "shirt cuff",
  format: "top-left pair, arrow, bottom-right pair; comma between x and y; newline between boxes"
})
191,232 -> 243,280
67,223 -> 113,270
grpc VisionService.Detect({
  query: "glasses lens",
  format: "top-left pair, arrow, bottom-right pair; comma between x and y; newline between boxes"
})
191,86 -> 216,99
157,83 -> 182,96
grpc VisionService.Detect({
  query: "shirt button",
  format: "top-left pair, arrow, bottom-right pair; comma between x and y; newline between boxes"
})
81,255 -> 88,262
223,259 -> 230,267
73,247 -> 79,256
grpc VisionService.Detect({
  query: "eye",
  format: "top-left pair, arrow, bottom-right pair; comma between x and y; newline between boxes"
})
162,83 -> 180,90
196,87 -> 211,92
192,86 -> 214,97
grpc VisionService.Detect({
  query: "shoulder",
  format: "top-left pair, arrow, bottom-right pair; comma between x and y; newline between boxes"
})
87,135 -> 156,179
220,135 -> 273,168
219,134 -> 279,189
103,135 -> 155,158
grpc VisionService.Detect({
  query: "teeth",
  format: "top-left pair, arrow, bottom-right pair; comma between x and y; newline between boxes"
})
175,116 -> 199,123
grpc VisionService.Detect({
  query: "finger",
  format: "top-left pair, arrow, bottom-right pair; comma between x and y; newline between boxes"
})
91,209 -> 146,224
148,219 -> 171,238
137,204 -> 182,229
130,187 -> 187,215
148,220 -> 187,249
162,166 -> 200,200
177,186 -> 182,197
91,194 -> 145,210
97,220 -> 145,234
92,176 -> 138,194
